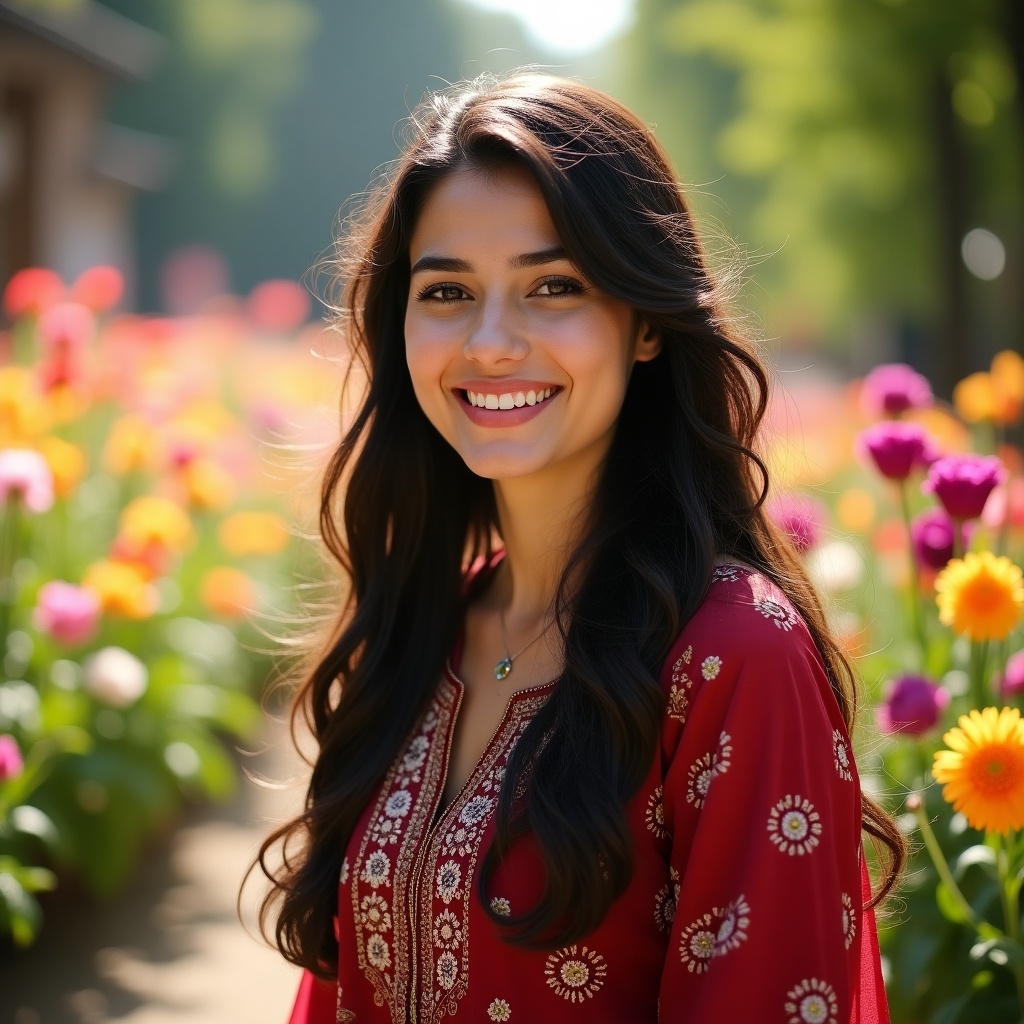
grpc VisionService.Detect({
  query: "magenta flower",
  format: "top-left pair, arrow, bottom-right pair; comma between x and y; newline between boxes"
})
857,422 -> 931,480
33,580 -> 101,646
910,508 -> 974,571
1000,651 -> 1024,698
0,734 -> 23,781
876,675 -> 949,735
922,454 -> 1006,520
0,449 -> 55,512
861,363 -> 933,417
768,492 -> 826,554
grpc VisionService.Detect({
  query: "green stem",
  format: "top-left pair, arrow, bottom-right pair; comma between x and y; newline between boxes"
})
952,517 -> 964,560
997,831 -> 1024,1016
969,640 -> 991,709
0,496 -> 22,648
898,481 -> 927,661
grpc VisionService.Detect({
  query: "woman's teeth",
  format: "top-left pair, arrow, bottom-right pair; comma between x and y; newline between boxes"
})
465,388 -> 554,409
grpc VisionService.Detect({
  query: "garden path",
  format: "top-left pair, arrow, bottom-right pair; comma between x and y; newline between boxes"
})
1,721 -> 305,1024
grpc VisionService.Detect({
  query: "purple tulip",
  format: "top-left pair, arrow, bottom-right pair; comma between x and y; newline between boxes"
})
0,449 -> 54,513
1000,651 -> 1024,698
857,422 -> 931,480
33,580 -> 101,646
910,508 -> 975,571
861,363 -> 933,417
768,492 -> 826,554
876,675 -> 949,735
922,454 -> 1007,521
0,734 -> 23,781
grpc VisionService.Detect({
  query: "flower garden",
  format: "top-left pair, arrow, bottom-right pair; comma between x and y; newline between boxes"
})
0,265 -> 1023,1020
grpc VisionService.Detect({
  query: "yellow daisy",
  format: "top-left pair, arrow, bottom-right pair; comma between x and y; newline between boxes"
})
934,551 -> 1023,642
933,707 -> 1024,834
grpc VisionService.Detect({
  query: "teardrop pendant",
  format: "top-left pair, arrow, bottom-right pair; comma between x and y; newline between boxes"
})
494,657 -> 513,681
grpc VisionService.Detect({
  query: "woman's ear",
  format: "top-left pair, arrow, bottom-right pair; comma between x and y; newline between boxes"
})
633,320 -> 662,363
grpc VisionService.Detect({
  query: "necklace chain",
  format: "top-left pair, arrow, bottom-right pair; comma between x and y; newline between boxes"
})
495,605 -> 551,681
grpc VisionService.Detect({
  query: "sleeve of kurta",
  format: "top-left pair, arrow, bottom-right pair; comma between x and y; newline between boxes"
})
656,575 -> 889,1024
287,970 -> 336,1024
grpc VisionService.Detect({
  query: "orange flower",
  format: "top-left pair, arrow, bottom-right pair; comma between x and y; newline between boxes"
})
219,510 -> 290,556
934,552 -> 1024,642
82,560 -> 159,618
102,415 -> 160,475
992,350 -> 1024,401
36,436 -> 88,498
953,371 -> 1021,426
835,488 -> 875,534
201,566 -> 256,619
0,368 -> 50,444
119,495 -> 194,553
933,707 -> 1024,834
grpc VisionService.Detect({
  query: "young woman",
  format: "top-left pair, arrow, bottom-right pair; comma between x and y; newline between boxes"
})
257,73 -> 904,1023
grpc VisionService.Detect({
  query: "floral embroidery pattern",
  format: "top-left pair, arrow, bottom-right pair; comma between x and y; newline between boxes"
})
654,867 -> 681,932
667,683 -> 690,723
712,894 -> 750,955
768,794 -> 823,855
487,998 -> 512,1021
784,977 -> 838,1024
645,785 -> 669,839
544,945 -> 607,1002
701,655 -> 722,680
841,892 -> 856,949
712,564 -> 740,582
490,896 -> 511,916
833,729 -> 853,782
755,596 -> 798,630
678,912 -> 716,973
432,909 -> 463,949
685,732 -> 732,809
339,857 -> 349,884
436,950 -> 458,990
359,893 -> 391,933
361,849 -> 390,888
436,860 -> 461,905
366,933 -> 391,970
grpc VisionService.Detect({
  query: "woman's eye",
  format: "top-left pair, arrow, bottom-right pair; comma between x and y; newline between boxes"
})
417,283 -> 469,303
533,276 -> 584,297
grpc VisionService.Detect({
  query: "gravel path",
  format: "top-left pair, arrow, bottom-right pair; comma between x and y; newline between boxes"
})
1,724 -> 305,1024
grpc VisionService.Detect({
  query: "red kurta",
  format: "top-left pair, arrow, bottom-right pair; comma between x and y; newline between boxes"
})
289,564 -> 889,1023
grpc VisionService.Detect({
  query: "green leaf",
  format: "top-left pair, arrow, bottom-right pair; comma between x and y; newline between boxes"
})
0,869 -> 43,946
955,844 -> 997,879
936,880 -> 972,925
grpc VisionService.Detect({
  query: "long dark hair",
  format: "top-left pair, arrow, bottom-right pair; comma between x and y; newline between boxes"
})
255,72 -> 905,975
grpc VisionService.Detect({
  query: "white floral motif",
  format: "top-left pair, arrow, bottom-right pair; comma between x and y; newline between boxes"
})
487,999 -> 511,1021
432,908 -> 463,949
654,868 -> 681,932
701,655 -> 722,680
460,795 -> 493,825
678,912 -> 716,973
366,933 -> 391,970
384,789 -> 412,818
712,894 -> 750,955
686,732 -> 732,809
712,564 -> 740,582
401,734 -> 429,773
755,597 -> 798,630
768,794 -> 822,855
361,849 -> 390,888
544,945 -> 607,1002
339,857 -> 349,885
490,896 -> 511,916
841,892 -> 856,949
437,950 -> 458,991
359,893 -> 392,933
667,684 -> 690,723
645,786 -> 668,840
784,978 -> 838,1024
833,729 -> 853,782
436,860 -> 462,904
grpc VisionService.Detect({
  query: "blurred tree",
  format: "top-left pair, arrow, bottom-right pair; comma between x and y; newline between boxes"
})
624,0 -> 1023,393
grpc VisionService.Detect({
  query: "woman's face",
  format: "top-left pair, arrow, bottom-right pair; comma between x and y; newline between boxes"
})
404,164 -> 660,483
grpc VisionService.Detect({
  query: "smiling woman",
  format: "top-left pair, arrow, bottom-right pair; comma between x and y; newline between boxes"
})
252,73 -> 905,1024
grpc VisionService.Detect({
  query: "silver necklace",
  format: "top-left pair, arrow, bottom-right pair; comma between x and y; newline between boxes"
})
495,605 -> 551,680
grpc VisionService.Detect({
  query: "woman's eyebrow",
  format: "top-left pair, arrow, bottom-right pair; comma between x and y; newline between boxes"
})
409,246 -> 569,276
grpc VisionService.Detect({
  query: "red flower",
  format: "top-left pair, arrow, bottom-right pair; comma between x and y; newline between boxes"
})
857,422 -> 931,480
71,265 -> 124,312
3,268 -> 64,318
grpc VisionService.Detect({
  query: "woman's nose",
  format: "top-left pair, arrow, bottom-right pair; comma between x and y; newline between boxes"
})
463,293 -> 527,363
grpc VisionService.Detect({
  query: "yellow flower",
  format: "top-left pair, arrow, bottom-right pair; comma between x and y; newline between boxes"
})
102,415 -> 160,475
36,435 -> 88,498
0,367 -> 50,443
183,458 -> 236,510
219,510 -> 290,556
81,560 -> 159,619
201,566 -> 256,619
933,707 -> 1024,834
835,488 -> 875,534
935,551 -> 1024,641
992,350 -> 1024,401
119,495 -> 194,552
954,372 -> 1000,423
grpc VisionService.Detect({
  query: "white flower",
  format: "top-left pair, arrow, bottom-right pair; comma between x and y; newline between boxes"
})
361,849 -> 390,888
83,646 -> 147,707
841,892 -> 856,949
784,978 -> 838,1024
768,795 -> 822,855
359,893 -> 391,933
436,860 -> 461,904
487,998 -> 511,1021
432,909 -> 462,949
366,933 -> 391,970
833,729 -> 852,782
490,896 -> 511,916
437,950 -> 458,990
701,655 -> 722,680
755,597 -> 798,630
806,540 -> 864,593
385,789 -> 412,818
459,795 -> 493,825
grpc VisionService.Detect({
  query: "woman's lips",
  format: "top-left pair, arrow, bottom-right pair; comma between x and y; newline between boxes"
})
454,383 -> 562,427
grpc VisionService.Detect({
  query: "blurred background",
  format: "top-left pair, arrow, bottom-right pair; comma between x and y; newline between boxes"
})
0,1 -> 1022,1022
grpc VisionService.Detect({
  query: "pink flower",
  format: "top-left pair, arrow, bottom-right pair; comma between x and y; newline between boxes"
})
923,454 -> 1006,520
33,581 -> 101,646
71,265 -> 124,312
2,267 -> 64,318
0,734 -> 24,781
246,279 -> 310,332
768,492 -> 826,554
910,508 -> 974,571
38,302 -> 95,355
982,479 -> 1024,533
1001,651 -> 1024,698
857,422 -> 931,480
0,449 -> 55,512
861,363 -> 933,417
876,675 -> 949,735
